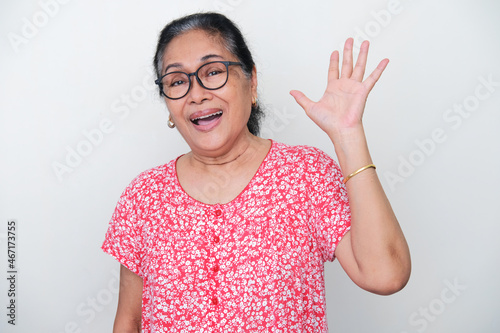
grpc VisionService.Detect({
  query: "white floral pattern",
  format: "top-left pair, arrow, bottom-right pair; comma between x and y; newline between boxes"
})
102,141 -> 351,332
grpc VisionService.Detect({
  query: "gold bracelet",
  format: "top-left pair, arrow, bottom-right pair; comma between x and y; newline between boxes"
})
343,164 -> 376,184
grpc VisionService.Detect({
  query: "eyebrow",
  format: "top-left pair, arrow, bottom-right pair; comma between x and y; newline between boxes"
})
164,54 -> 224,74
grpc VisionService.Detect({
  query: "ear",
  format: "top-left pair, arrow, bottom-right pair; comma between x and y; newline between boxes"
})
250,65 -> 258,99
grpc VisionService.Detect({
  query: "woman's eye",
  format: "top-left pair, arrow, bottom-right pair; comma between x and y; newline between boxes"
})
207,70 -> 223,76
170,80 -> 186,87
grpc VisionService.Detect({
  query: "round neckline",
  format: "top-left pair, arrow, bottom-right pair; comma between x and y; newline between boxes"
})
172,139 -> 274,207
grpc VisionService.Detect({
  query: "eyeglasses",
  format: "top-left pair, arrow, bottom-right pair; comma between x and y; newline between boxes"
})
155,61 -> 243,100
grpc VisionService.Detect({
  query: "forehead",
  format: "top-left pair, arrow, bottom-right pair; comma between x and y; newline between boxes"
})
162,30 -> 233,71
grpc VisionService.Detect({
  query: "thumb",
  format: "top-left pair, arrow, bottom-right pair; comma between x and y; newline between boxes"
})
290,90 -> 314,112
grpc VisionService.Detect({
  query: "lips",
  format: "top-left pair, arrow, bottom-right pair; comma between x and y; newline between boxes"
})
190,110 -> 223,127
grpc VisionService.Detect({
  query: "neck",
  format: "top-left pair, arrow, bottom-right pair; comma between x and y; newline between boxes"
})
191,150 -> 246,166
187,133 -> 263,169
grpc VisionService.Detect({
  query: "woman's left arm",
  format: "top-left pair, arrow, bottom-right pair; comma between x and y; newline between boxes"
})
291,38 -> 411,295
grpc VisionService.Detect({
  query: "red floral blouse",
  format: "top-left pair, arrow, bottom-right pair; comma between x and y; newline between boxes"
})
102,141 -> 351,332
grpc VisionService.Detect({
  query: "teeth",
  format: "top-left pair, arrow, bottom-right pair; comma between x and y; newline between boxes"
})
193,111 -> 222,121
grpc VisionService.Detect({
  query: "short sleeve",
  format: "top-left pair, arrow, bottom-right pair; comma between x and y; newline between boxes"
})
306,148 -> 351,262
102,179 -> 145,277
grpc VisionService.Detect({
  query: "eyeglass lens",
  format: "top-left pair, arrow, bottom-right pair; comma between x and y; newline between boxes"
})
161,62 -> 230,99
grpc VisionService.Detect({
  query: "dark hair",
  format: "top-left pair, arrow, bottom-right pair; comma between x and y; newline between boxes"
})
153,12 -> 264,136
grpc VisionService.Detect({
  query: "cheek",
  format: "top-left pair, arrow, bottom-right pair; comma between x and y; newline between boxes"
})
227,80 -> 252,105
165,100 -> 181,115
226,89 -> 251,115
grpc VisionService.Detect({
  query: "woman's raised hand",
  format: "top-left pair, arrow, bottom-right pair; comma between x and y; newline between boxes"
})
290,38 -> 389,139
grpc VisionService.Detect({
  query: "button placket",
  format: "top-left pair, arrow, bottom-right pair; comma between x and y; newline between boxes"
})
212,209 -> 222,274
212,207 -> 223,245
209,207 -> 223,310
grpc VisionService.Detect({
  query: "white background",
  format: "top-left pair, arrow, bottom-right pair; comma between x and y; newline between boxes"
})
1,0 -> 499,332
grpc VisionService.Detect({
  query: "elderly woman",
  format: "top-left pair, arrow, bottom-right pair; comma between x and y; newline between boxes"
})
102,12 -> 410,333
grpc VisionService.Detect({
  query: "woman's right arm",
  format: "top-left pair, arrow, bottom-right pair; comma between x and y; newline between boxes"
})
113,264 -> 143,333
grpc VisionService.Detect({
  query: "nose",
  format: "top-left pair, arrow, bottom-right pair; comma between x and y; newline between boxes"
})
187,74 -> 211,104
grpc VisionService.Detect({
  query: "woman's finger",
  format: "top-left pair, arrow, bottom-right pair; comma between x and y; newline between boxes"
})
290,90 -> 314,113
340,38 -> 354,78
327,50 -> 340,83
352,40 -> 369,81
363,58 -> 389,92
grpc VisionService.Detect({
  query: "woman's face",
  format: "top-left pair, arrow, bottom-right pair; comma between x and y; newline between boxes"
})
161,29 -> 257,156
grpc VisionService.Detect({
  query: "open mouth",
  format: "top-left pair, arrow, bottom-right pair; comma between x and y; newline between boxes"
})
190,110 -> 223,126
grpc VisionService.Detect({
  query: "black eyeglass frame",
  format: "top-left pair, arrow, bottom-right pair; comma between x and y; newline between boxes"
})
154,61 -> 243,100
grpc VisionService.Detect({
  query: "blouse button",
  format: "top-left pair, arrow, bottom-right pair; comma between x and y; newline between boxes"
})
211,297 -> 219,305
213,235 -> 220,243
215,209 -> 222,217
213,265 -> 219,272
